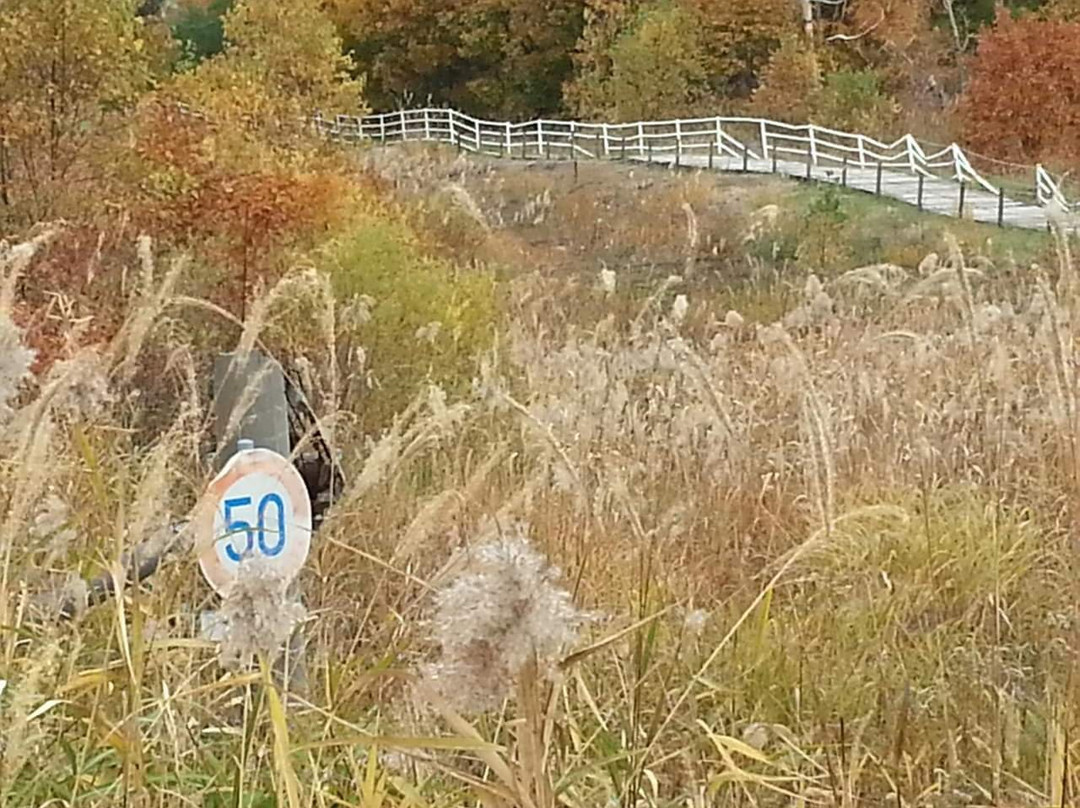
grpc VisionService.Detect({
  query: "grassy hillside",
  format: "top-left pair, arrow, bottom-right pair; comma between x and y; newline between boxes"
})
1,145 -> 1078,807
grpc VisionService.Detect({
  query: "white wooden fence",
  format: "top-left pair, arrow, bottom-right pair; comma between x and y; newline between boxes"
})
314,106 -> 1074,218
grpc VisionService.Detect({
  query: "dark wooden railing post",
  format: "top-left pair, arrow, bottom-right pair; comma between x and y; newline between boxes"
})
875,162 -> 883,195
917,175 -> 924,210
742,143 -> 749,172
997,187 -> 1005,227
958,180 -> 966,218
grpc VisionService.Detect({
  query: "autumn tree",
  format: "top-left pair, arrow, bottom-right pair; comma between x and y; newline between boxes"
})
601,3 -> 711,120
751,36 -> 821,123
959,9 -> 1080,165
683,0 -> 799,99
566,0 -> 799,118
563,0 -> 640,116
1045,0 -> 1080,19
814,69 -> 899,135
172,0 -> 364,128
563,1 -> 713,120
329,0 -> 586,117
0,0 -> 150,223
133,0 -> 366,316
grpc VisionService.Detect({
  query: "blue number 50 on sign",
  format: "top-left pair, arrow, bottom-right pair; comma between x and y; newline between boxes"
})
199,448 -> 312,596
222,492 -> 288,561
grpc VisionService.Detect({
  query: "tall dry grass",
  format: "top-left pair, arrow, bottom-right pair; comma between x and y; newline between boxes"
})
0,211 -> 1078,807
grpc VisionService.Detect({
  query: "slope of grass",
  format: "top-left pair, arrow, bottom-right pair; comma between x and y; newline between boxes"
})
1,150 -> 1078,807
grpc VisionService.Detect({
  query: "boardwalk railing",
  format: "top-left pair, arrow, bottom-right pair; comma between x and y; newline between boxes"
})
314,107 -> 1075,215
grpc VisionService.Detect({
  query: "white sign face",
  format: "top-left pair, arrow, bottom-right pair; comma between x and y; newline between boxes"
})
196,447 -> 312,596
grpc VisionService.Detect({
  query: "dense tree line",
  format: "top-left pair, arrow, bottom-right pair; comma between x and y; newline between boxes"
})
2,0 -> 1079,234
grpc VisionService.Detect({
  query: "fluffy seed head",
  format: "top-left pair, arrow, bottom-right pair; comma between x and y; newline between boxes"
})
218,557 -> 307,670
422,522 -> 587,713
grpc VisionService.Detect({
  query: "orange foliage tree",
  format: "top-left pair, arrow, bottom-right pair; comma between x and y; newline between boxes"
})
132,103 -> 350,316
959,9 -> 1080,165
130,0 -> 365,317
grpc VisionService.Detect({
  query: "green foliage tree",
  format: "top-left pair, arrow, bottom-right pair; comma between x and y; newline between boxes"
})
0,0 -> 150,223
565,1 -> 710,120
169,0 -> 234,68
800,184 -> 848,268
750,36 -> 821,123
813,69 -> 899,136
563,0 -> 639,117
330,0 -> 585,118
173,0 -> 364,125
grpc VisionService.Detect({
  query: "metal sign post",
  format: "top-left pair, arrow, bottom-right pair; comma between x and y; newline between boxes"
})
204,350 -> 311,691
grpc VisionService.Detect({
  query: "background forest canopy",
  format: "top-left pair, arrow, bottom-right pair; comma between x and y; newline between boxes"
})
4,0 -> 1080,244
180,0 -> 1078,147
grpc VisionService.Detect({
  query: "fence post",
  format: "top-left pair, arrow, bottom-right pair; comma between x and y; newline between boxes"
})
621,134 -> 627,161
842,155 -> 848,187
424,110 -> 431,142
743,143 -> 749,172
648,139 -> 653,164
771,144 -> 778,175
537,120 -> 545,160
759,120 -> 768,161
675,131 -> 681,169
379,115 -> 386,144
602,123 -> 610,158
716,118 -> 724,158
570,122 -> 577,161
997,187 -> 1005,228
807,125 -> 817,166
505,122 -> 512,158
875,162 -> 883,195
917,175 -> 924,210
857,135 -> 867,168
958,180 -> 966,218
708,140 -> 714,171
805,153 -> 812,180
639,122 -> 645,158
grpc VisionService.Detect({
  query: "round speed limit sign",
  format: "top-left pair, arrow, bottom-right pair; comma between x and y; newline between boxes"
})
196,445 -> 312,596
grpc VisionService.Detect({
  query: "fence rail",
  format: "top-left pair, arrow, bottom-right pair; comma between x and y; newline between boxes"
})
311,107 -> 1075,228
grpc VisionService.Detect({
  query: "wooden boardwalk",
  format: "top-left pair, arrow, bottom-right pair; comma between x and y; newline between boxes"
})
639,152 -> 1055,231
324,107 -> 1075,233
